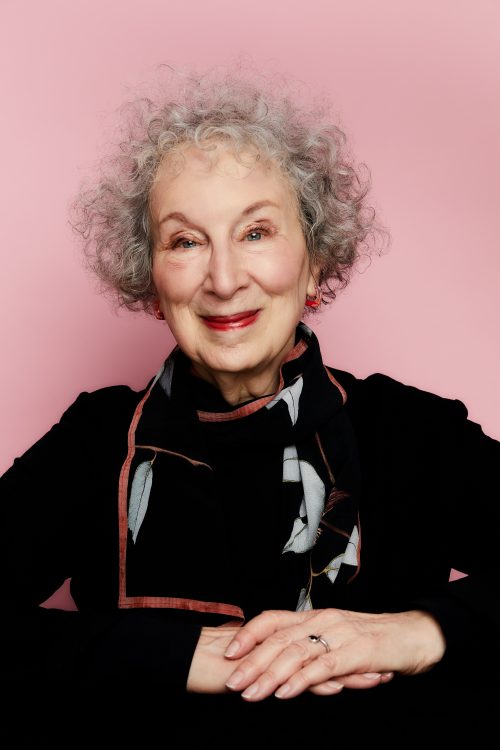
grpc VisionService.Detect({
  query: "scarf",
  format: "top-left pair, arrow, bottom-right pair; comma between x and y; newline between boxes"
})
118,323 -> 362,623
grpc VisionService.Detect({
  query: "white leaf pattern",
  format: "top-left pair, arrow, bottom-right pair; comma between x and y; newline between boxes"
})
325,525 -> 359,583
266,377 -> 303,425
282,461 -> 325,553
128,461 -> 154,544
283,445 -> 301,481
296,587 -> 313,611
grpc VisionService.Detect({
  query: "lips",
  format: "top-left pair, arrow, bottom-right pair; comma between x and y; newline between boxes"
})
202,309 -> 260,330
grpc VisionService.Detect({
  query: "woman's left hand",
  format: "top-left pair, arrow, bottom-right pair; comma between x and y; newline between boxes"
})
223,608 -> 446,701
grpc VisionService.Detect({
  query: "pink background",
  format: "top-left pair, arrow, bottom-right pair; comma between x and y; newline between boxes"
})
2,0 -> 498,607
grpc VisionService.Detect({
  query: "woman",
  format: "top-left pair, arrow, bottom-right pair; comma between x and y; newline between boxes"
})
2,68 -> 498,745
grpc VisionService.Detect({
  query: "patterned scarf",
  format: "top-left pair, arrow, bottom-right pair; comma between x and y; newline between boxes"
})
118,323 -> 361,623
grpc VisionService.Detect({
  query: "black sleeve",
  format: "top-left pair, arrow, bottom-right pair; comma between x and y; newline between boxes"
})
399,404 -> 500,678
0,392 -> 201,691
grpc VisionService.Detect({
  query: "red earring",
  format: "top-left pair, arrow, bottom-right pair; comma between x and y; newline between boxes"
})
305,284 -> 322,309
153,302 -> 165,320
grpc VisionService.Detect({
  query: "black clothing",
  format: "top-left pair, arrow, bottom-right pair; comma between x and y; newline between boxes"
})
2,344 -> 499,746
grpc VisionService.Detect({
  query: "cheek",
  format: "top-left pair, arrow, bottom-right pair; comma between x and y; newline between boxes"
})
258,251 -> 308,297
153,260 -> 201,306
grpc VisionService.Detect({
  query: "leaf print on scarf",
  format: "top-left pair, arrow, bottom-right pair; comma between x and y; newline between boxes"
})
296,587 -> 313,612
324,525 -> 360,583
282,446 -> 325,554
266,376 -> 303,425
128,459 -> 154,544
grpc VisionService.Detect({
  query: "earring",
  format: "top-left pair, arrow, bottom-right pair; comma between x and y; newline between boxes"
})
153,302 -> 165,320
305,283 -> 322,309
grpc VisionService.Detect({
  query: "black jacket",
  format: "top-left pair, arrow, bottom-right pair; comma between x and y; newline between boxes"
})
1,367 -> 499,744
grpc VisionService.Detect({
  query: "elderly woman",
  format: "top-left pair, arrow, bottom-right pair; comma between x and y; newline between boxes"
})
1,69 -> 499,745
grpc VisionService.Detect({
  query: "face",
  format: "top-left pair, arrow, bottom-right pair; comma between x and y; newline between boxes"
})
150,142 -> 317,393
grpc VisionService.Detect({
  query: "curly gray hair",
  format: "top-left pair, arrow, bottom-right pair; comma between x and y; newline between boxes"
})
72,65 -> 387,312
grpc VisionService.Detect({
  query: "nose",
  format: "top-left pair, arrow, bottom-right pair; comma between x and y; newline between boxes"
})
204,240 -> 249,300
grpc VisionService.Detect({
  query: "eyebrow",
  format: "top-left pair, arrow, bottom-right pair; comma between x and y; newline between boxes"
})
158,200 -> 280,227
241,200 -> 280,217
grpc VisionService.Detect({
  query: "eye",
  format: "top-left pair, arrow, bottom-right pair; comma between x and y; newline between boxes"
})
245,225 -> 271,241
171,237 -> 199,249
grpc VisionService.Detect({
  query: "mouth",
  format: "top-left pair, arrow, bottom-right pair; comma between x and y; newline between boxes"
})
201,309 -> 260,331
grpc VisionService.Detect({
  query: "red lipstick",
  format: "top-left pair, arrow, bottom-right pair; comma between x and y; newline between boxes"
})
202,310 -> 260,330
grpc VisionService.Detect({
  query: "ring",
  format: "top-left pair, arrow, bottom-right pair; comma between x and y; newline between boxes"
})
308,634 -> 331,653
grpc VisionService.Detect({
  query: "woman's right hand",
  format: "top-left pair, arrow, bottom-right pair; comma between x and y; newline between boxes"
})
187,625 -> 246,693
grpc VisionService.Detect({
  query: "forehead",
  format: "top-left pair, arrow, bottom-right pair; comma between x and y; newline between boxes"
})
151,141 -> 296,208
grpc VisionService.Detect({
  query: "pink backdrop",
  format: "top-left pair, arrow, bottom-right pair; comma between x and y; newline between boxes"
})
2,0 -> 498,606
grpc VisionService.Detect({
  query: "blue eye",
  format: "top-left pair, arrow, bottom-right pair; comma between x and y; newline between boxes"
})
246,230 -> 262,241
172,238 -> 198,249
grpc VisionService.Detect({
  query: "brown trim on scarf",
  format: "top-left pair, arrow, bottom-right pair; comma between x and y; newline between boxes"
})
118,383 -> 153,609
135,445 -> 213,470
315,432 -> 335,485
119,595 -> 244,618
117,381 -> 244,619
324,366 -> 348,405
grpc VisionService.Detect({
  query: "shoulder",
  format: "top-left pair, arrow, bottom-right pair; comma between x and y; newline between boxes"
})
65,383 -> 146,413
37,384 -> 148,449
55,383 -> 148,438
2,384 -> 148,478
327,366 -> 469,426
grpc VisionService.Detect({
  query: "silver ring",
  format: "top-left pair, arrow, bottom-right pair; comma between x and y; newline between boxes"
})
308,634 -> 331,653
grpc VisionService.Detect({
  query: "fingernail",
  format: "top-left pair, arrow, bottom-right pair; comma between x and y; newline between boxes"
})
241,683 -> 259,700
325,681 -> 344,690
225,671 -> 244,690
364,672 -> 381,679
225,642 -> 240,658
274,684 -> 291,699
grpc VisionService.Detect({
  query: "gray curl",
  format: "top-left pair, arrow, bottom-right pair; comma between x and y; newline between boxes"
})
71,63 -> 389,313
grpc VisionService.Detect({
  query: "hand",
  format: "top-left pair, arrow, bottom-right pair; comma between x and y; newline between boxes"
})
186,624 -> 246,693
223,608 -> 446,701
184,621 -> 389,695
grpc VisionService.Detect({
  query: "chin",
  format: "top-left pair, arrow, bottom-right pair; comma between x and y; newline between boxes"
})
203,353 -> 261,375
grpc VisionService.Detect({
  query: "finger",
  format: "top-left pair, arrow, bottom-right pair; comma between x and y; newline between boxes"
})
232,636 -> 371,701
307,675 -> 378,696
379,671 -> 395,683
227,627 -> 376,697
308,680 -> 345,696
306,673 -> 382,698
224,609 -> 312,659
270,650 -> 385,700
226,622 -> 343,695
226,634 -> 314,696
308,672 -> 394,696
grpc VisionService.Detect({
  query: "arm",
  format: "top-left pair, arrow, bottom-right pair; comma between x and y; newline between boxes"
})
221,399 -> 500,699
1,392 -> 201,691
398,409 -> 500,678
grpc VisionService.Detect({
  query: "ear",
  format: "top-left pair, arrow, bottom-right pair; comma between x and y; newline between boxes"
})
306,261 -> 321,297
153,299 -> 165,321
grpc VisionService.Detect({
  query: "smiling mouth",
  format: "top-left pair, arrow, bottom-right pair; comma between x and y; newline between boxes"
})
201,310 -> 260,330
